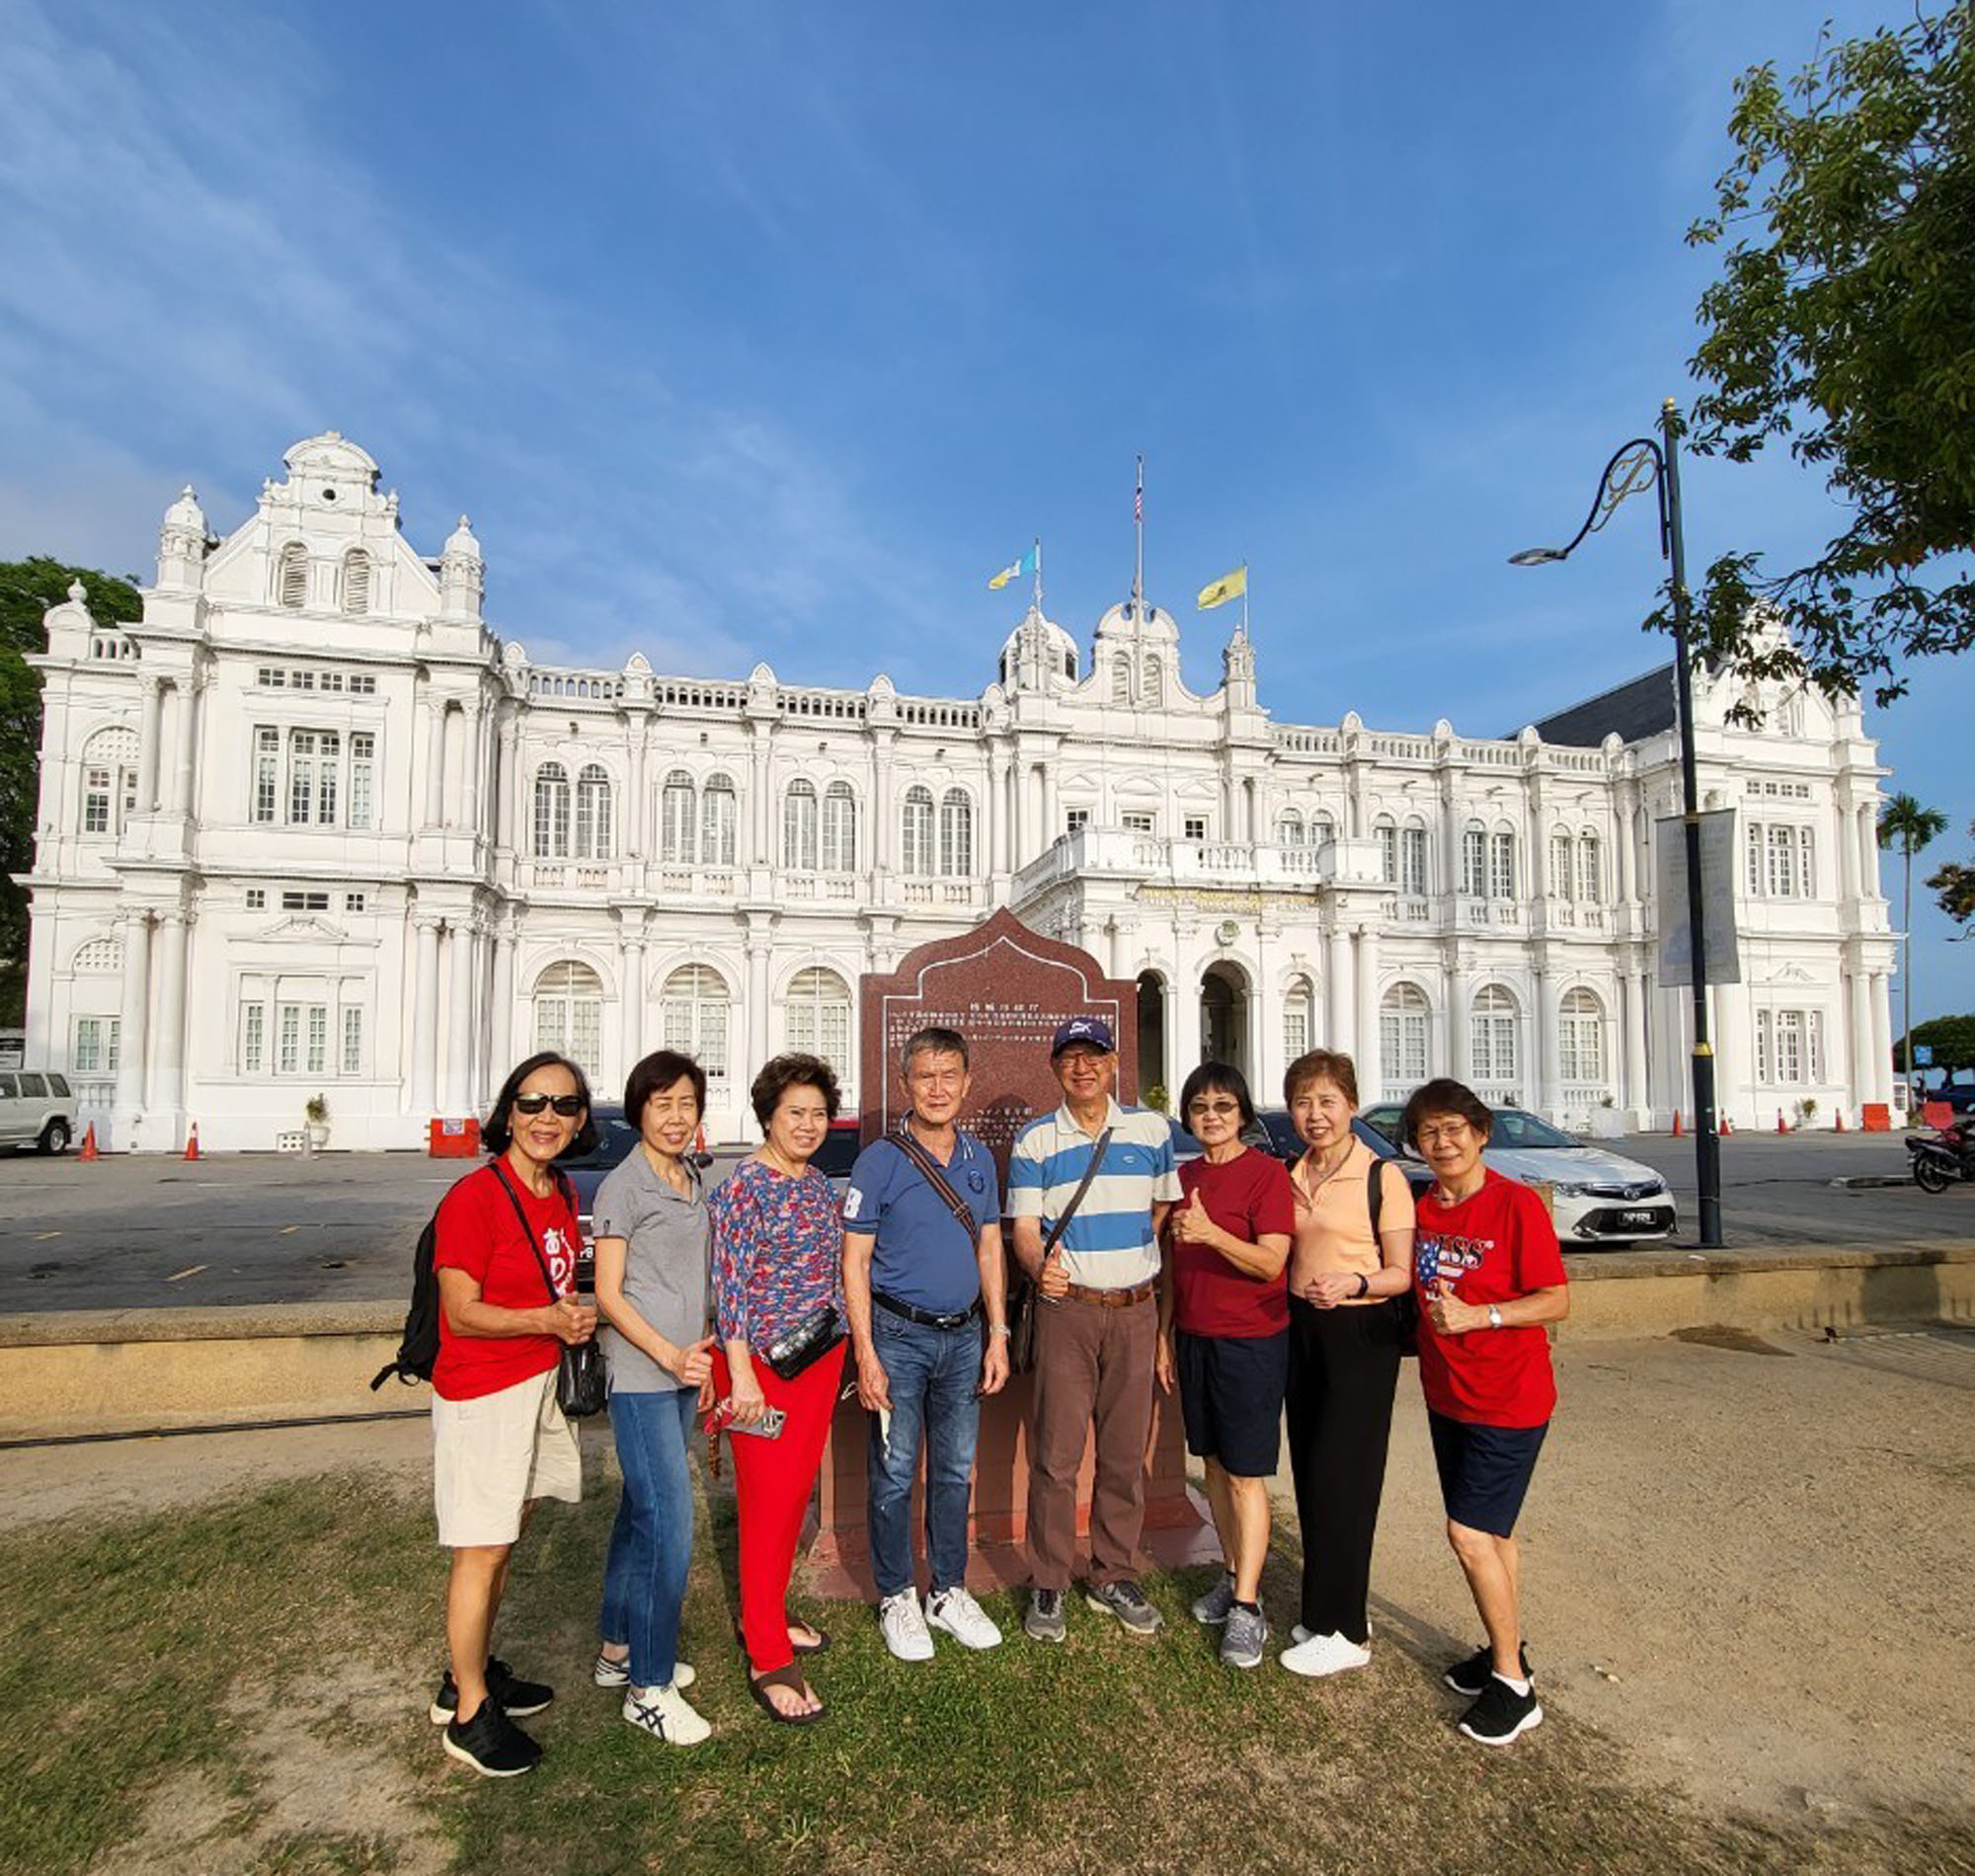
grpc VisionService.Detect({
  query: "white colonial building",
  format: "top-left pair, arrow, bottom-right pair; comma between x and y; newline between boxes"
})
20,432 -> 1897,1150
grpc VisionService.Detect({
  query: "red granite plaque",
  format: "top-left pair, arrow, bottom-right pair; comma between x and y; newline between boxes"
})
808,908 -> 1209,1594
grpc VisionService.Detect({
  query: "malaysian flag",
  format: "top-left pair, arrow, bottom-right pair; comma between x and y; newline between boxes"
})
1134,459 -> 1144,524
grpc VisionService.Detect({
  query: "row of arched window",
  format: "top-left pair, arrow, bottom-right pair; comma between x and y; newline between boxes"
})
1278,812 -> 1613,904
1357,980 -> 1608,1089
274,543 -> 372,614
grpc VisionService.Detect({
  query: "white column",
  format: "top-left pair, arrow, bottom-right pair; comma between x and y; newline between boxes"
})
423,704 -> 445,828
988,747 -> 1009,876
460,703 -> 482,832
135,676 -> 164,815
873,740 -> 895,878
627,717 -> 649,861
153,911 -> 189,1113
1041,758 -> 1059,846
620,929 -> 646,1074
491,923 -> 517,1079
171,681 -> 198,818
115,909 -> 152,1121
444,919 -> 475,1112
749,730 -> 771,867
1354,924 -> 1380,1105
1858,806 -> 1878,901
499,712 -> 521,851
1536,967 -> 1561,1116
1624,970 -> 1650,1115
1869,971 -> 1893,1103
1848,970 -> 1872,1111
1447,960 -> 1469,1082
746,930 -> 773,1073
1618,797 -> 1638,903
1326,921 -> 1353,1055
1171,964 -> 1203,1084
410,917 -> 440,1115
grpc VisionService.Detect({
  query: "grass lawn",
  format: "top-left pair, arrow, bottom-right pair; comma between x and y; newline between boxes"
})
3,1467 -> 1969,1876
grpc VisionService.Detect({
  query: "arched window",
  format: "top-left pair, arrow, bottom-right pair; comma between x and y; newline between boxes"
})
1462,822 -> 1488,898
574,764 -> 612,860
1311,811 -> 1336,848
783,780 -> 819,871
1577,832 -> 1602,904
660,770 -> 696,865
80,727 -> 138,836
1276,809 -> 1304,846
1559,987 -> 1606,1084
661,964 -> 729,1088
700,774 -> 737,867
784,966 -> 851,1080
532,961 -> 604,1080
1374,816 -> 1397,886
1549,830 -> 1572,899
1141,655 -> 1163,705
1400,819 -> 1429,896
342,548 -> 371,616
821,782 -> 857,873
1283,974 -> 1317,1062
901,785 -> 935,874
276,542 -> 308,609
939,788 -> 974,876
1470,984 -> 1520,1086
533,762 -> 570,857
1380,982 -> 1431,1088
71,935 -> 122,974
1489,828 -> 1516,900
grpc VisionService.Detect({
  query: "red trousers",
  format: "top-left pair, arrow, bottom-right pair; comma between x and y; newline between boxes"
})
713,1342 -> 845,1675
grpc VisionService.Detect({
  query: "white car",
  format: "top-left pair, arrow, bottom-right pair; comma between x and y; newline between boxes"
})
0,1069 -> 78,1154
1359,1104 -> 1676,1247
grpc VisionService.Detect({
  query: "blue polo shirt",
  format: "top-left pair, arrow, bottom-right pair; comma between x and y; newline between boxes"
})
843,1130 -> 1000,1315
1007,1100 -> 1180,1290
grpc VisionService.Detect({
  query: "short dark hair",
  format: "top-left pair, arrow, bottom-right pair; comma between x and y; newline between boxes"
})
1178,1060 -> 1255,1134
1399,1077 -> 1493,1150
750,1052 -> 842,1132
484,1051 -> 597,1157
902,1026 -> 969,1073
624,1050 -> 706,1126
1285,1049 -> 1359,1110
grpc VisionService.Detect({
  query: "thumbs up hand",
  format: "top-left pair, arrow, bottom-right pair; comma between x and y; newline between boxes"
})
1172,1188 -> 1218,1246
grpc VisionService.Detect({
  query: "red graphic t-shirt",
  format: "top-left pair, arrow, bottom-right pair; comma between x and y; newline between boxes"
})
432,1161 -> 581,1402
1412,1169 -> 1568,1429
1170,1148 -> 1297,1339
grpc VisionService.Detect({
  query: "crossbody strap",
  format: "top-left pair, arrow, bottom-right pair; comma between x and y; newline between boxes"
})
1042,1128 -> 1113,1259
490,1159 -> 575,1305
891,1129 -> 982,1248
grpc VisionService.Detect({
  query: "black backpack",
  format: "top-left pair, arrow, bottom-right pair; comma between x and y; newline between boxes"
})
370,1210 -> 443,1391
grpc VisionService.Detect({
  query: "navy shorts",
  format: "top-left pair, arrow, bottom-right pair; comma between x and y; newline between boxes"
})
1176,1329 -> 1288,1478
1428,1411 -> 1548,1537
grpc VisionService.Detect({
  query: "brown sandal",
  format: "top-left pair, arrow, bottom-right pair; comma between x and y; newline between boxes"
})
749,1660 -> 824,1726
732,1611 -> 830,1656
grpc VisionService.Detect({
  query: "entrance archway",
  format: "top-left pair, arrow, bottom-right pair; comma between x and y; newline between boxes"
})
1136,971 -> 1168,1107
1200,963 -> 1249,1078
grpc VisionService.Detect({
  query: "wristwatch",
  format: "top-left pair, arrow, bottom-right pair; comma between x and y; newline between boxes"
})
1486,1304 -> 1505,1330
1353,1272 -> 1371,1299
988,1323 -> 1011,1338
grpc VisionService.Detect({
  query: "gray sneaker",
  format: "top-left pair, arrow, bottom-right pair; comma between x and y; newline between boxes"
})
1191,1572 -> 1236,1626
1220,1602 -> 1267,1669
1024,1588 -> 1066,1644
1083,1579 -> 1163,1636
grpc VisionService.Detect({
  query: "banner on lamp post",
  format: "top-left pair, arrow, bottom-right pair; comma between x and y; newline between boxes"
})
1655,810 -> 1742,988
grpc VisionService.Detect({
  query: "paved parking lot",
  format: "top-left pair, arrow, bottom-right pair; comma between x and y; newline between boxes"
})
0,1131 -> 1967,1315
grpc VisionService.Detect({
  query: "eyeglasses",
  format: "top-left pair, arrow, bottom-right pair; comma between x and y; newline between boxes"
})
514,1093 -> 585,1118
1187,1101 -> 1243,1120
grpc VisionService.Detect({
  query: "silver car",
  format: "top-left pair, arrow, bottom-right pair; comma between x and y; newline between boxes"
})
1359,1104 -> 1676,1247
0,1070 -> 78,1154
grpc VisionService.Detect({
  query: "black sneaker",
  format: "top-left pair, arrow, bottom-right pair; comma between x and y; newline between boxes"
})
430,1657 -> 554,1725
1458,1675 -> 1543,1747
1023,1587 -> 1066,1644
1082,1579 -> 1163,1636
1444,1642 -> 1533,1698
442,1699 -> 543,1777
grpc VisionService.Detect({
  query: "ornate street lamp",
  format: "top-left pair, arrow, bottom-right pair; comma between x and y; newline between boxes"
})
1512,399 -> 1724,1249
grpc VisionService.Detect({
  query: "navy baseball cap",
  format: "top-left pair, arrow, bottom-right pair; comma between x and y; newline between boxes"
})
1050,1017 -> 1116,1057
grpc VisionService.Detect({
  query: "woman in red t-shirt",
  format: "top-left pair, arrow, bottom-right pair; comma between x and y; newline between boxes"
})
1404,1077 -> 1569,1750
1156,1061 -> 1294,1671
428,1052 -> 599,1779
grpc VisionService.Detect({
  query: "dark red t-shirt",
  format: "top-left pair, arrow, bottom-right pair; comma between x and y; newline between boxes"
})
1170,1148 -> 1297,1339
1412,1169 -> 1568,1429
432,1161 -> 582,1402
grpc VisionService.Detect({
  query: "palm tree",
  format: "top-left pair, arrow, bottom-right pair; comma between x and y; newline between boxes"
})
1878,794 -> 1948,1102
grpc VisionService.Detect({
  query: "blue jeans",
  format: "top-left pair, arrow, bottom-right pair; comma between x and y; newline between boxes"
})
598,1387 -> 697,1689
866,1309 -> 982,1598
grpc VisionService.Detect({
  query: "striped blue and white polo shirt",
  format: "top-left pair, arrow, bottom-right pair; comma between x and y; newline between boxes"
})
1007,1099 -> 1181,1290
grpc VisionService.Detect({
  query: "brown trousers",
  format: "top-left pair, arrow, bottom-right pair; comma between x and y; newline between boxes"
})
1025,1290 -> 1157,1589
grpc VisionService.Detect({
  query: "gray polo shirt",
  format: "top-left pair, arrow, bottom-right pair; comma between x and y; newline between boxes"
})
592,1149 -> 710,1394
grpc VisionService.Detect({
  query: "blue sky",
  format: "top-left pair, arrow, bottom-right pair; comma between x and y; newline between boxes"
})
2,0 -> 1969,1021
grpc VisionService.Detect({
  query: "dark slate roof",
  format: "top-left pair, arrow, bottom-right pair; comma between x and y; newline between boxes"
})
1522,664 -> 1677,747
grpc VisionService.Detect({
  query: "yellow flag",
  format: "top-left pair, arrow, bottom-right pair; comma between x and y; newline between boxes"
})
1196,565 -> 1247,610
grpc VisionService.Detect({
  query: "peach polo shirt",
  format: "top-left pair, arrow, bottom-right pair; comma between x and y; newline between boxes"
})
1288,1137 -> 1416,1297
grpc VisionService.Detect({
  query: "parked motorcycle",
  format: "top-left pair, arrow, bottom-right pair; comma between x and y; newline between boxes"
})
1906,1123 -> 1975,1194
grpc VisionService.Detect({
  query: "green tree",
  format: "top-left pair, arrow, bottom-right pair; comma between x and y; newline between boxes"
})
1926,818 -> 1975,930
1893,1013 -> 1975,1075
1680,7 -> 1975,705
1878,793 -> 1949,1092
0,559 -> 144,1025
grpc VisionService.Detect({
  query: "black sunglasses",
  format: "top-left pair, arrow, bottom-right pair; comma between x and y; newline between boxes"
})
514,1092 -> 586,1118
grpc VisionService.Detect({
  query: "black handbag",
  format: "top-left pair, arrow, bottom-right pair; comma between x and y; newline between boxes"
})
492,1161 -> 608,1418
1008,1129 -> 1112,1373
759,1302 -> 844,1381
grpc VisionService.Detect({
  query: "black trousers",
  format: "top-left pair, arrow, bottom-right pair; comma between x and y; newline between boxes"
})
1284,1295 -> 1403,1644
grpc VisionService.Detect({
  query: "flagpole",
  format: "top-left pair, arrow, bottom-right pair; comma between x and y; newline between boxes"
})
1134,455 -> 1145,608
1033,536 -> 1044,615
1241,560 -> 1249,637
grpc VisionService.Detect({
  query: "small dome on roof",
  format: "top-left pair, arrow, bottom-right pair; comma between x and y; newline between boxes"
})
443,514 -> 481,562
997,606 -> 1080,689
163,485 -> 206,532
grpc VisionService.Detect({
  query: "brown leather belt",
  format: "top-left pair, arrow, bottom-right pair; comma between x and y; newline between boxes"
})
1061,1280 -> 1157,1308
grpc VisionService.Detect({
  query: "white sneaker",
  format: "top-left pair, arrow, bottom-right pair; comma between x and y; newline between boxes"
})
879,1589 -> 936,1662
1279,1630 -> 1372,1679
623,1681 -> 711,1746
595,1652 -> 694,1689
926,1585 -> 1002,1651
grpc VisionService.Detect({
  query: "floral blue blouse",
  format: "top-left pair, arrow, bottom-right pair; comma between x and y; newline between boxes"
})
709,1157 -> 845,1353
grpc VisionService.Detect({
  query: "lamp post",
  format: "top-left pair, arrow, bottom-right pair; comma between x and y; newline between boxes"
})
1511,399 -> 1724,1250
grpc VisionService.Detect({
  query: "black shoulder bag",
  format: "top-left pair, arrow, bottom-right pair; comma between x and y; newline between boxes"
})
1008,1129 -> 1112,1373
491,1161 -> 608,1418
1369,1156 -> 1420,1358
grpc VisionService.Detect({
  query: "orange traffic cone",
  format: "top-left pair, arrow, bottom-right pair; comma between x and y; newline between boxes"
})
1721,1112 -> 1733,1137
1834,1109 -> 1846,1133
1672,1109 -> 1684,1137
1777,1109 -> 1788,1133
79,1123 -> 99,1161
694,1123 -> 708,1156
184,1122 -> 200,1161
